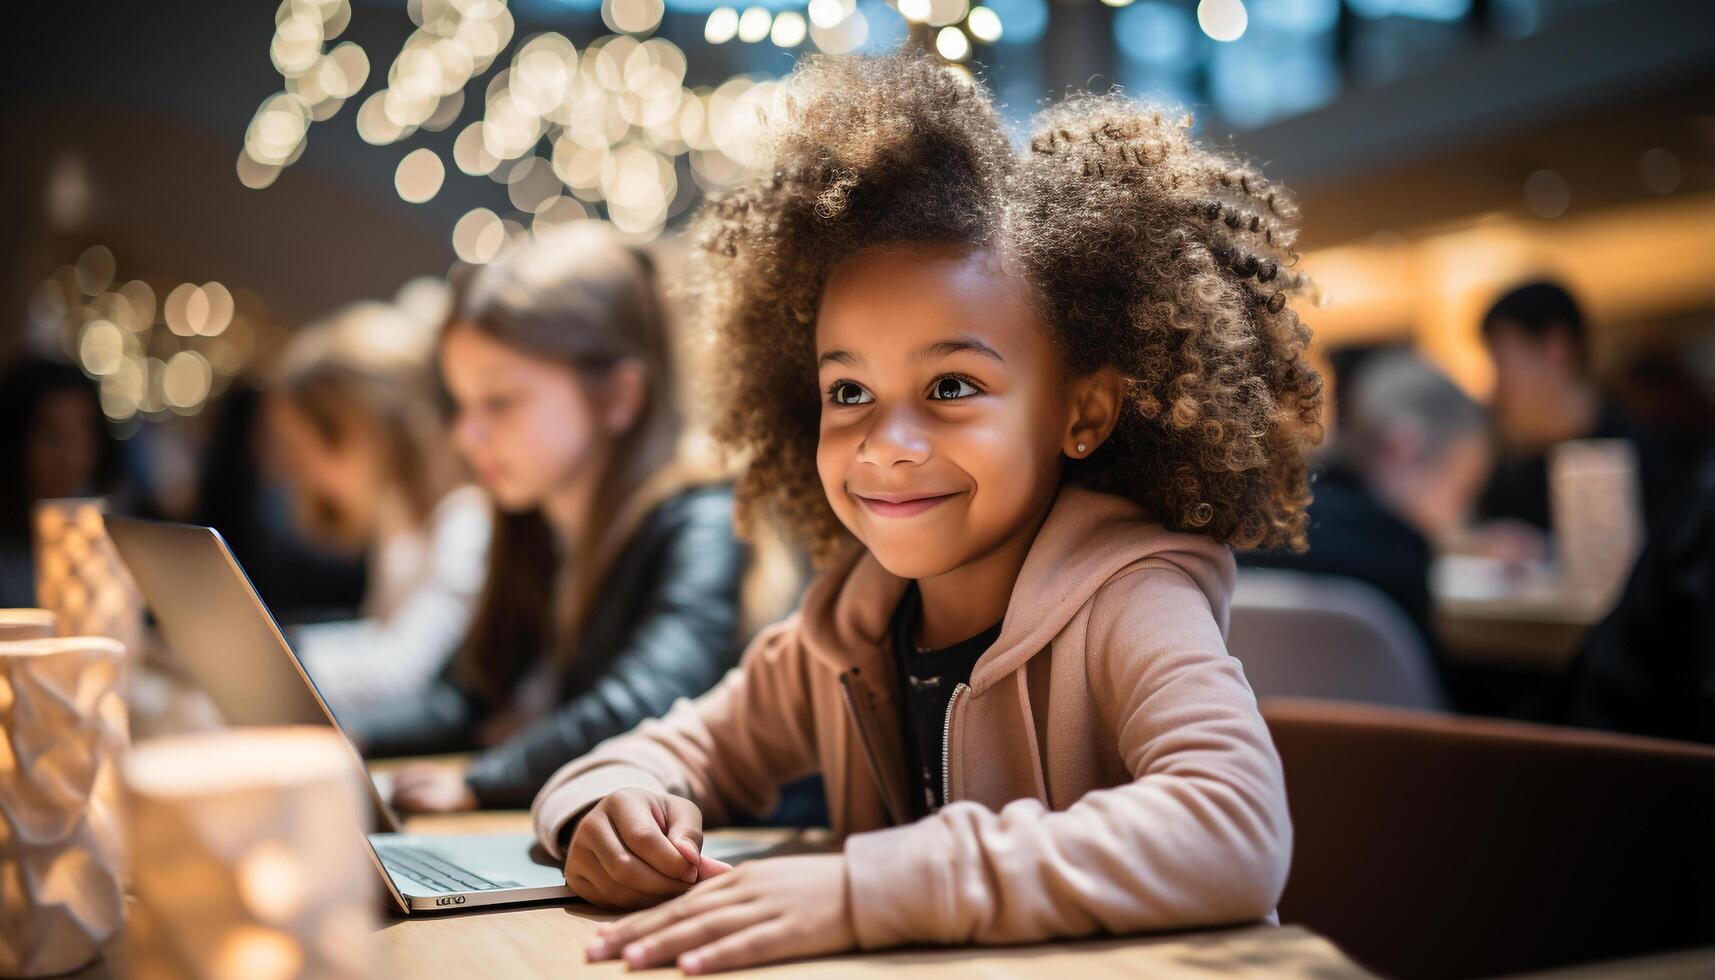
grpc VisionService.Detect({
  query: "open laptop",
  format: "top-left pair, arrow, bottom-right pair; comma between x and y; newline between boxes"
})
107,516 -> 749,913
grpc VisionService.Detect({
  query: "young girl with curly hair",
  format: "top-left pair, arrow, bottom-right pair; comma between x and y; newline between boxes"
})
532,54 -> 1324,973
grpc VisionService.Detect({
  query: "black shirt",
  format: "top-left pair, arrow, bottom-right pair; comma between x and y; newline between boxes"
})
890,583 -> 1002,819
351,484 -> 750,808
1478,400 -> 1687,533
1545,481 -> 1715,745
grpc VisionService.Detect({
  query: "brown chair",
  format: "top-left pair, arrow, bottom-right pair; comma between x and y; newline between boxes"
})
1263,698 -> 1715,979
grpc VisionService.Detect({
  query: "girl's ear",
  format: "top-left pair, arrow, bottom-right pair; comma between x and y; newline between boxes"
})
1064,366 -> 1124,460
600,358 -> 650,436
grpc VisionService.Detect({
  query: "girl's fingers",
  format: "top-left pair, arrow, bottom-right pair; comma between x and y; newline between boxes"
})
661,796 -> 706,871
568,873 -> 600,904
616,901 -> 768,969
569,870 -> 619,909
678,920 -> 793,975
592,874 -> 746,955
571,869 -> 658,913
588,815 -> 694,896
613,797 -> 698,882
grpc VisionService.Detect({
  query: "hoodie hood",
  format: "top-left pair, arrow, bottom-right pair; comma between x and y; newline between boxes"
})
798,484 -> 1236,693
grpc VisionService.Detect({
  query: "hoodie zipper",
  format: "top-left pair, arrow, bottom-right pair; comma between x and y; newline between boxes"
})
941,682 -> 969,807
838,670 -> 903,825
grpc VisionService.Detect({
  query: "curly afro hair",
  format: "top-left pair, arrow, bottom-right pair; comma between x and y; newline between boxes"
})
692,54 -> 1324,564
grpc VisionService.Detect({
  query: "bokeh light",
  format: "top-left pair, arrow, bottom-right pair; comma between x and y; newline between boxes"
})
163,351 -> 214,414
395,147 -> 447,203
738,7 -> 773,43
927,0 -> 970,27
967,6 -> 1003,43
771,11 -> 808,47
1199,0 -> 1249,42
196,282 -> 236,337
1638,148 -> 1681,194
1524,169 -> 1570,219
453,207 -> 507,264
811,5 -> 870,52
705,8 -> 740,43
75,246 -> 116,295
808,0 -> 853,29
41,249 -> 265,422
78,320 -> 126,376
603,0 -> 666,36
936,26 -> 972,61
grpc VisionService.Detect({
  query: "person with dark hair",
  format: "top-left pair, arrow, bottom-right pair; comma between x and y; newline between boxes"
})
1245,351 -> 1492,653
1543,476 -> 1715,744
1477,280 -> 1682,538
0,358 -> 121,606
535,54 -> 1316,972
351,222 -> 784,814
191,382 -> 369,624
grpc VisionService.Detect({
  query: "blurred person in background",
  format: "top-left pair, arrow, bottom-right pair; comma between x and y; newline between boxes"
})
355,223 -> 762,813
193,382 -> 368,625
0,358 -> 122,606
1474,281 -> 1685,554
1542,473 -> 1715,745
1244,351 -> 1491,655
267,300 -> 491,717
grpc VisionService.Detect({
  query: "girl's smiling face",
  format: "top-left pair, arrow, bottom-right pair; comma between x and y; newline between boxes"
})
815,245 -> 1096,581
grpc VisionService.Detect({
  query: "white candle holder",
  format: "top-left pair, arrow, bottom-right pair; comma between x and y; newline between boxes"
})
34,498 -> 144,658
0,635 -> 129,977
123,727 -> 375,980
0,609 -> 56,642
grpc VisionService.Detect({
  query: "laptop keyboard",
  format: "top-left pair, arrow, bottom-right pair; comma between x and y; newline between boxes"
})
376,844 -> 521,894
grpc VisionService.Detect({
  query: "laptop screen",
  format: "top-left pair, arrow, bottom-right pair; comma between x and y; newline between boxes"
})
104,515 -> 405,841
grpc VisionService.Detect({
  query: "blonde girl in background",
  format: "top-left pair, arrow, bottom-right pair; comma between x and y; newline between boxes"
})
268,299 -> 491,717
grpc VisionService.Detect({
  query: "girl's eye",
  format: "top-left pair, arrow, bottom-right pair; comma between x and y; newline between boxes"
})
827,381 -> 873,406
928,376 -> 980,401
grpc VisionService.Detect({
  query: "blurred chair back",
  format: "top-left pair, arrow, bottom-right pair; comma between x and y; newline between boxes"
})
1228,569 -> 1447,710
1265,698 -> 1715,980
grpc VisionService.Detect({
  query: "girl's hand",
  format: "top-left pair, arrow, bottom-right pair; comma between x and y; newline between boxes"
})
566,789 -> 732,910
389,764 -> 477,813
585,853 -> 855,974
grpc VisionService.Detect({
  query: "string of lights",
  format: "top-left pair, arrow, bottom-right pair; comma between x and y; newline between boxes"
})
235,0 -> 1049,251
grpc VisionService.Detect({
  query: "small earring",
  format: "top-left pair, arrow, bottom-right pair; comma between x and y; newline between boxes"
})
1075,442 -> 1087,455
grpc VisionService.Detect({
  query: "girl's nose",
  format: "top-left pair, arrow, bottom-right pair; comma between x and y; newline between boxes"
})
855,401 -> 930,468
452,413 -> 485,454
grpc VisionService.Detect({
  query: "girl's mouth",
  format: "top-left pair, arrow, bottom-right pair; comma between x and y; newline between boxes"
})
852,490 -> 961,518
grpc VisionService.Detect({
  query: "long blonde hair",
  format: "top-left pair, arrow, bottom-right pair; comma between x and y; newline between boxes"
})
276,301 -> 460,545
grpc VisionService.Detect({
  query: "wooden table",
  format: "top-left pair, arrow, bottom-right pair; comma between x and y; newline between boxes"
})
379,811 -> 1374,978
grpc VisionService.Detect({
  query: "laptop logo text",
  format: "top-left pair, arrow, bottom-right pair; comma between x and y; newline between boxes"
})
435,896 -> 466,906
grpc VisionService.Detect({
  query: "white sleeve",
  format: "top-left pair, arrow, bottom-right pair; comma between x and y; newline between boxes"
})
297,486 -> 492,717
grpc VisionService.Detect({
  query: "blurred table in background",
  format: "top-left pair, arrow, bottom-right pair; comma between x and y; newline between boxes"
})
1433,555 -> 1609,671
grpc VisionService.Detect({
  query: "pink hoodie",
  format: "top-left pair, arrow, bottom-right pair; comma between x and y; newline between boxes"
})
532,484 -> 1291,949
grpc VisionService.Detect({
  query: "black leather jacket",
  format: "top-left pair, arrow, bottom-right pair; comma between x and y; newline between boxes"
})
354,484 -> 748,808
